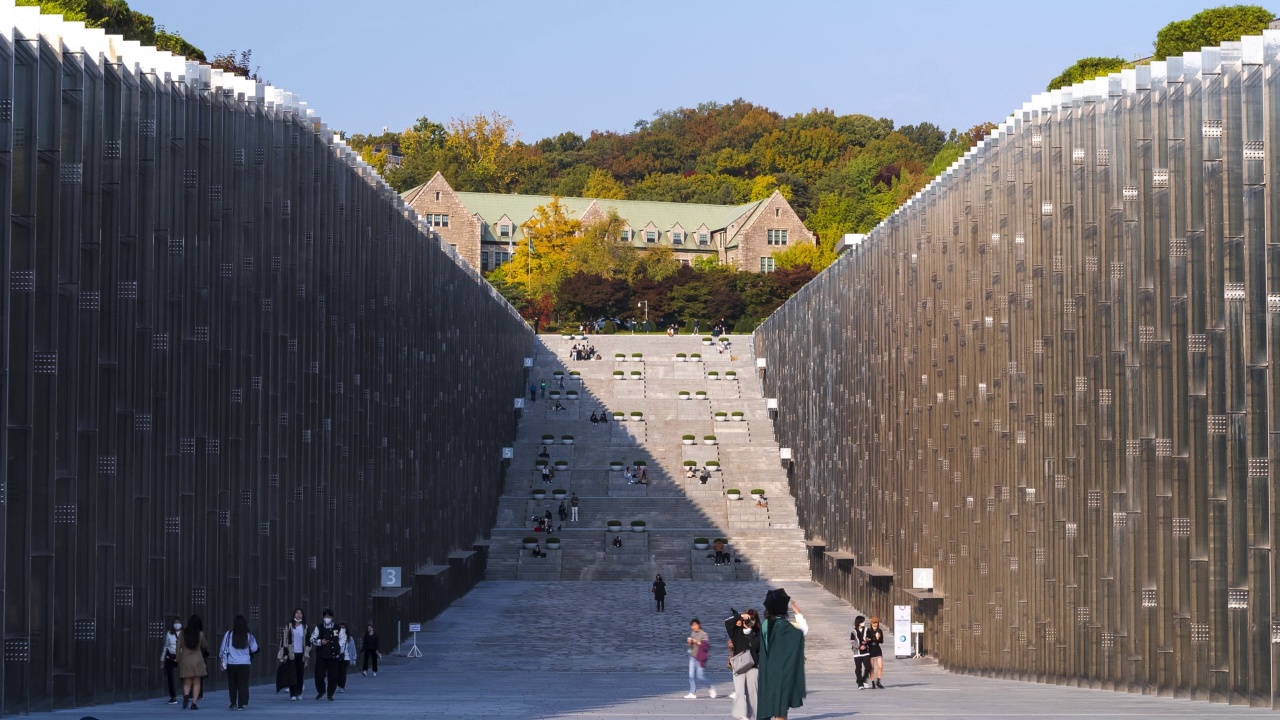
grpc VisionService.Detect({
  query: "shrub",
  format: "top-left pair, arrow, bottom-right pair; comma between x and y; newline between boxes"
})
542,434 -> 554,439
704,435 -> 717,441
726,488 -> 740,495
726,371 -> 737,378
630,411 -> 643,417
630,520 -> 646,526
706,460 -> 720,467
751,488 -> 765,495
693,537 -> 710,545
535,459 -> 549,466
613,370 -> 624,376
606,519 -> 622,526
731,411 -> 744,417
546,537 -> 561,544
632,353 -> 643,358
708,371 -> 719,376
715,412 -> 727,417
676,353 -> 687,358
630,370 -> 642,375
683,460 -> 697,466
602,320 -> 617,334
682,434 -> 695,440
562,435 -> 574,440
691,353 -> 701,359
702,337 -> 713,342
569,370 -> 581,376
634,460 -> 647,466
612,411 -> 623,418
732,317 -> 758,334
523,537 -> 538,544
552,488 -> 566,495
553,371 -> 564,376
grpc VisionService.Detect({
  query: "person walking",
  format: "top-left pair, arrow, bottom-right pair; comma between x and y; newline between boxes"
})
684,618 -> 715,699
651,574 -> 666,612
725,608 -> 760,720
850,615 -> 871,689
529,384 -> 537,402
176,614 -> 208,710
162,618 -> 182,704
219,615 -> 259,710
866,615 -> 886,689
570,493 -> 579,522
361,624 -> 380,677
279,608 -> 310,701
310,609 -> 346,701
337,623 -> 356,693
757,589 -> 807,719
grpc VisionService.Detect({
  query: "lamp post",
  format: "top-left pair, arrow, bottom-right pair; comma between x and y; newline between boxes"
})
637,301 -> 648,334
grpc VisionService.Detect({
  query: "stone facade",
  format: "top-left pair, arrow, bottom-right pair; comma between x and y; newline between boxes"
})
726,191 -> 817,272
403,172 -> 483,270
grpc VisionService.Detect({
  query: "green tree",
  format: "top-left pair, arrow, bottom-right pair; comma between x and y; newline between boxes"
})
1046,56 -> 1128,91
19,0 -> 206,60
1154,5 -> 1273,60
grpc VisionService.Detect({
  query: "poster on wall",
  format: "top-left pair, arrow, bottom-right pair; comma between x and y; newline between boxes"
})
894,605 -> 913,657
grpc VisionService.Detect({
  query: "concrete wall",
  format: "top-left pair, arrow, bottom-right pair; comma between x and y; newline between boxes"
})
756,36 -> 1280,708
0,7 -> 532,714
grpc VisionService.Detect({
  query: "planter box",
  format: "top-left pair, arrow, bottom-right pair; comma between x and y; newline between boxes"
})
631,525 -> 646,533
714,414 -> 728,421
552,492 -> 567,500
607,524 -> 623,533
702,340 -> 713,346
532,492 -> 547,500
609,463 -> 624,471
630,414 -> 644,421
704,439 -> 716,445
676,356 -> 687,362
561,437 -> 574,445
554,462 -> 569,470
695,392 -> 708,399
727,492 -> 742,500
524,541 -> 539,550
707,374 -> 720,381
567,392 -> 579,399
545,541 -> 561,550
683,439 -> 695,445
693,542 -> 710,551
678,392 -> 691,399
732,415 -> 745,422
542,437 -> 555,445
706,462 -> 721,471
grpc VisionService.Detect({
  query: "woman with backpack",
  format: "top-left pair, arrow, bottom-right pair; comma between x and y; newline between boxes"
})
219,615 -> 259,710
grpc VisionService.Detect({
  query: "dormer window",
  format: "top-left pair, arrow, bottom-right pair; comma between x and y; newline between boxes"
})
620,229 -> 632,242
698,232 -> 708,245
499,224 -> 511,238
672,231 -> 684,245
645,231 -> 657,243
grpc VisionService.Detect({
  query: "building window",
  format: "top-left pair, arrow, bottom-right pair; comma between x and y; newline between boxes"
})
434,191 -> 441,201
672,232 -> 684,245
767,229 -> 788,246
494,251 -> 510,266
426,213 -> 449,228
775,208 -> 781,218
645,231 -> 657,243
499,224 -> 510,238
698,233 -> 708,245
481,251 -> 490,271
679,258 -> 690,266
620,229 -> 631,242
760,257 -> 775,273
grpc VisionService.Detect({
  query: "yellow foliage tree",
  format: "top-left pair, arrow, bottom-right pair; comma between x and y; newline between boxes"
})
445,112 -> 520,192
749,174 -> 792,201
507,198 -> 581,300
582,169 -> 627,199
570,210 -> 638,278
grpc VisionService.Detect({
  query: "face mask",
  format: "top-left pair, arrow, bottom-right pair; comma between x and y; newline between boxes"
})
173,624 -> 182,631
743,627 -> 753,635
324,618 -> 333,627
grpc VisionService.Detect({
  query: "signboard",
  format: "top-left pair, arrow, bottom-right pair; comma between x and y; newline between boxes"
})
380,567 -> 401,588
911,623 -> 924,634
913,567 -> 935,589
501,447 -> 513,459
766,398 -> 778,410
513,398 -> 524,409
894,605 -> 913,657
408,623 -> 422,633
522,357 -> 533,368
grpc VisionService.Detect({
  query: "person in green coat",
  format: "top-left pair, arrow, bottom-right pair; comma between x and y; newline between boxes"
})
756,588 -> 809,719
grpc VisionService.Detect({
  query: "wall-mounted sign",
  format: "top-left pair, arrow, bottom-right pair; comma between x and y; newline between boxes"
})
913,567 -> 935,590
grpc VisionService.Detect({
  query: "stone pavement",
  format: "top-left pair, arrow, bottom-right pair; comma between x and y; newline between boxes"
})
60,581 -> 1272,719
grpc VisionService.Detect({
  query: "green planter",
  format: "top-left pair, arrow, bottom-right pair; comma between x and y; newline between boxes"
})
545,538 -> 561,550
693,538 -> 710,550
683,460 -> 697,467
630,520 -> 647,532
703,435 -> 717,445
607,520 -> 623,533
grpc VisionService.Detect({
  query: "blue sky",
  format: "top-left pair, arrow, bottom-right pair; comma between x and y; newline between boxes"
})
132,0 -> 1279,141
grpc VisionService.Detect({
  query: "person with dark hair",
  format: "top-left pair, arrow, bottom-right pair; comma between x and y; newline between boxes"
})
161,617 -> 182,704
851,615 -> 871,689
361,624 -> 380,677
177,614 -> 208,710
337,623 -> 356,693
219,615 -> 259,710
757,589 -> 807,719
725,607 -> 761,720
279,608 -> 311,701
310,609 -> 346,701
683,618 -> 715,699
651,574 -> 666,612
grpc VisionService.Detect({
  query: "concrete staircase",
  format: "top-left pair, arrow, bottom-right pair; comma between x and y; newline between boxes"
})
484,333 -> 811,582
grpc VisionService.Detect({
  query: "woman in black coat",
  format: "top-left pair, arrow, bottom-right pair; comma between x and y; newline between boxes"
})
725,608 -> 761,720
651,574 -> 666,612
361,624 -> 380,676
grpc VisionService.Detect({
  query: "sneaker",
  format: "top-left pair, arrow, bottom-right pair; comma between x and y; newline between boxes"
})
166,698 -> 178,705
858,683 -> 866,690
709,687 -> 717,699
372,672 -> 377,677
327,696 -> 334,701
290,696 -> 298,702
728,692 -> 737,700
316,693 -> 324,700
189,702 -> 198,710
683,693 -> 697,699
361,671 -> 366,677
338,688 -> 346,694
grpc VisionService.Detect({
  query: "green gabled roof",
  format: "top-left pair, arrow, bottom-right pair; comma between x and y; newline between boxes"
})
448,190 -> 762,247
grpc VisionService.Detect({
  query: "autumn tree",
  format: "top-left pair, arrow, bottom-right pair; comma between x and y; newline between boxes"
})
1154,5 -> 1273,60
506,198 -> 581,300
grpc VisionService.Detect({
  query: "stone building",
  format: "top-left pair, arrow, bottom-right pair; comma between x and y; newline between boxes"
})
401,172 -> 815,274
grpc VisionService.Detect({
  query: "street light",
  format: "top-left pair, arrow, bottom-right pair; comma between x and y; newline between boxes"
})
637,301 -> 648,333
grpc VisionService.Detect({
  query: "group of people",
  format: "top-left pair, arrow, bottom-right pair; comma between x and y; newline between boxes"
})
160,609 -> 381,711
624,464 -> 648,484
570,343 -> 598,361
686,466 -> 713,484
277,609 -> 381,703
680,588 -> 808,720
850,614 -> 886,689
588,409 -> 611,424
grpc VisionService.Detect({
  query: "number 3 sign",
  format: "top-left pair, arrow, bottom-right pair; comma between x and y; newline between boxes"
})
381,567 -> 401,588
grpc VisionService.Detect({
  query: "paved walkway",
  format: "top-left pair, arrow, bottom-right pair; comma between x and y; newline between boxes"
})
63,581 -> 1271,719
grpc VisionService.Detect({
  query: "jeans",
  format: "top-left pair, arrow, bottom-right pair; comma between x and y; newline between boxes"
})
731,666 -> 758,719
571,507 -> 578,521
688,657 -> 709,693
225,664 -> 250,708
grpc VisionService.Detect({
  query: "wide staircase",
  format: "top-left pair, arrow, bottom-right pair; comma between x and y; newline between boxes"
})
485,333 -> 811,582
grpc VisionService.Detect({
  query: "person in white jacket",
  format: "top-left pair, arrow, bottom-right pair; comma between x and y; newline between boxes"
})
161,619 -> 181,704
337,623 -> 357,693
219,616 -> 260,710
